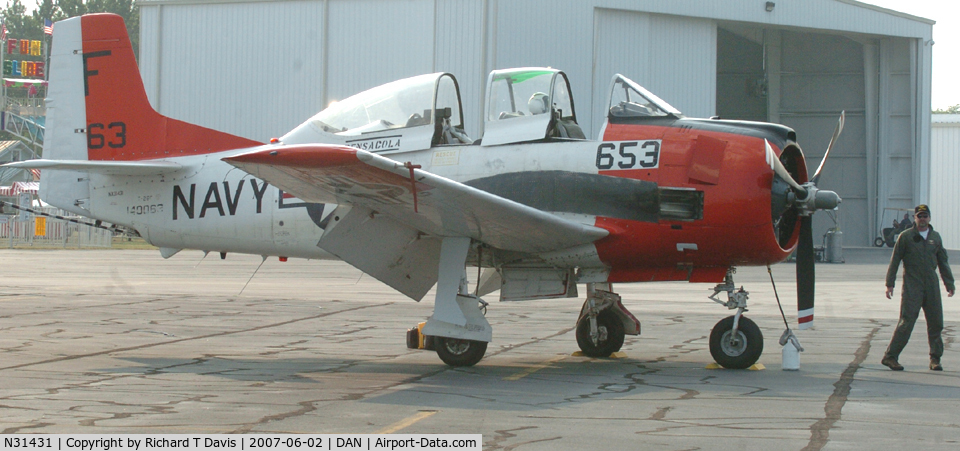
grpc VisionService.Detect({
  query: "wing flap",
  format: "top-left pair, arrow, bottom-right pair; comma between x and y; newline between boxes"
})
224,144 -> 608,254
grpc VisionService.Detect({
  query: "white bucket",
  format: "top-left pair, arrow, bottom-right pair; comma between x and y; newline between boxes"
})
782,339 -> 800,371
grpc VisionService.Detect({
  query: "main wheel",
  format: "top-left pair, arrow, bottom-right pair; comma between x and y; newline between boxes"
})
874,237 -> 885,247
576,310 -> 625,357
709,315 -> 763,369
435,337 -> 487,367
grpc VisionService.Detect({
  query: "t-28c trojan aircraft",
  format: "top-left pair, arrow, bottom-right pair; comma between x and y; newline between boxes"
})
5,14 -> 843,368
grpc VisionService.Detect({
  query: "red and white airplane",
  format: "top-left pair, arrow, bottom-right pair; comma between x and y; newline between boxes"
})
5,14 -> 842,368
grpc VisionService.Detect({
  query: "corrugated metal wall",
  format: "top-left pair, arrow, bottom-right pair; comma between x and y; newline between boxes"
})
930,117 -> 960,250
138,0 -> 719,140
591,9 -> 715,134
142,1 -> 328,141
326,0 -> 434,107
435,0 -> 485,135
136,0 -> 934,248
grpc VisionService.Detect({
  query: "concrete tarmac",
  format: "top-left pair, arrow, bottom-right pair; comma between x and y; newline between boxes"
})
2,249 -> 959,450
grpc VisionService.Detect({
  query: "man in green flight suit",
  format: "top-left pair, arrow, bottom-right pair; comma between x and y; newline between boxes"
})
882,204 -> 955,371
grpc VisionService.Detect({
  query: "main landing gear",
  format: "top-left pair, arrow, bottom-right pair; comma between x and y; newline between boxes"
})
708,270 -> 763,369
575,283 -> 641,357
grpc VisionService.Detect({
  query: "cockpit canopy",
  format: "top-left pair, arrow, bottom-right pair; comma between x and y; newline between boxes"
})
482,67 -> 585,146
282,72 -> 469,152
280,69 -> 684,152
606,74 -> 682,119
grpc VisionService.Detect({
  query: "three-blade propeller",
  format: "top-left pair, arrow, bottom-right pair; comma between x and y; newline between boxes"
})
768,111 -> 844,329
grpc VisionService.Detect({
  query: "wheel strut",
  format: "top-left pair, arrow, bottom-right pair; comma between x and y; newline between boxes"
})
709,269 -> 750,346
708,269 -> 764,369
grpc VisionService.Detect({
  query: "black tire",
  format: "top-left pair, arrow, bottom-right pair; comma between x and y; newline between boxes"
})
709,315 -> 763,369
576,310 -> 625,357
874,237 -> 885,247
435,337 -> 487,367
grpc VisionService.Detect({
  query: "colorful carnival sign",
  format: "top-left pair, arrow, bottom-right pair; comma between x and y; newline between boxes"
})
3,38 -> 46,78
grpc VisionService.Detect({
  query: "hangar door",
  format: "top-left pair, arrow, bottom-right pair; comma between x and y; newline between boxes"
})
717,26 -> 872,247
592,10 -> 716,136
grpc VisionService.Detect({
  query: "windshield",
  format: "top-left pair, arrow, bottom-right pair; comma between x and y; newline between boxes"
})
608,75 -> 682,118
308,73 -> 440,135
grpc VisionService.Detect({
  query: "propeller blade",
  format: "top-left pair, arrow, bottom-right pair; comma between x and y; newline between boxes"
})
765,140 -> 805,192
796,215 -> 815,329
811,110 -> 845,185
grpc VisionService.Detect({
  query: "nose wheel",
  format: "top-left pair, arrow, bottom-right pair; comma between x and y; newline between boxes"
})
709,315 -> 763,369
707,270 -> 764,369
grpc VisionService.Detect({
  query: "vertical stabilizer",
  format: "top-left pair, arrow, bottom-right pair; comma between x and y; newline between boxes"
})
78,14 -> 260,161
40,14 -> 260,214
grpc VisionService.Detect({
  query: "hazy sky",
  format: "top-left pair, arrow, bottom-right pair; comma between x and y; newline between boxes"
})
858,0 -> 958,109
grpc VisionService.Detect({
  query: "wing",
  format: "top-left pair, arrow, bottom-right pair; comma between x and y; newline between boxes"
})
1,159 -> 183,175
224,144 -> 608,254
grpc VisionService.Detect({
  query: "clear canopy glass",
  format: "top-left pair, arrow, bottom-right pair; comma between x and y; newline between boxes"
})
306,73 -> 461,135
607,75 -> 682,118
486,69 -> 575,122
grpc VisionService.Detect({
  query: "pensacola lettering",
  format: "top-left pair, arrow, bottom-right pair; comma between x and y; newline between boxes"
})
347,138 -> 401,151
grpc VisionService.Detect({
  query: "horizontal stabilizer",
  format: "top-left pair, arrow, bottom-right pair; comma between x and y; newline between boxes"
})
224,144 -> 609,254
2,159 -> 183,176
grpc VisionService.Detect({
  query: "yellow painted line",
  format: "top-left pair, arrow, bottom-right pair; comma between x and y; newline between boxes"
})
378,410 -> 437,434
503,355 -> 567,381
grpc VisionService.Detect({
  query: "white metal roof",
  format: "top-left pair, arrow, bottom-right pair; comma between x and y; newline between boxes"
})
932,114 -> 960,124
137,0 -> 934,38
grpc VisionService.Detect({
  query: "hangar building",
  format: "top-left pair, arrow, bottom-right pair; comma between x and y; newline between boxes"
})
136,0 -> 935,248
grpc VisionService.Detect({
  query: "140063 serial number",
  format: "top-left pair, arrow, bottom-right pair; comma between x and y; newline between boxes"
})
249,437 -> 324,448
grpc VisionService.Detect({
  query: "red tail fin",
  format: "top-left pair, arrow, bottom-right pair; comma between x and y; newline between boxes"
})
81,14 -> 259,161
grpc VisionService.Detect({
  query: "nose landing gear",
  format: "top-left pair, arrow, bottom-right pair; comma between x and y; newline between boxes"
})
708,270 -> 764,369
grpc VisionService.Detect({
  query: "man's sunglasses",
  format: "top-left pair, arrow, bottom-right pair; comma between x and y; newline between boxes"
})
916,214 -> 929,219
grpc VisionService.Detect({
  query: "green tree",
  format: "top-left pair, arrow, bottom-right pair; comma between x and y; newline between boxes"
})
3,0 -> 139,59
2,0 -> 38,40
933,105 -> 960,114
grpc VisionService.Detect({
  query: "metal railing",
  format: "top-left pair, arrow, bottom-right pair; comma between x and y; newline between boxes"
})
2,111 -> 44,149
0,207 -> 113,248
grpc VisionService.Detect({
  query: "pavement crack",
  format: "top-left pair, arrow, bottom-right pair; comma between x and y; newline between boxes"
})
484,326 -> 576,358
232,400 -> 318,433
485,426 -> 538,450
0,303 -> 392,373
650,406 -> 673,420
802,322 -> 882,451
